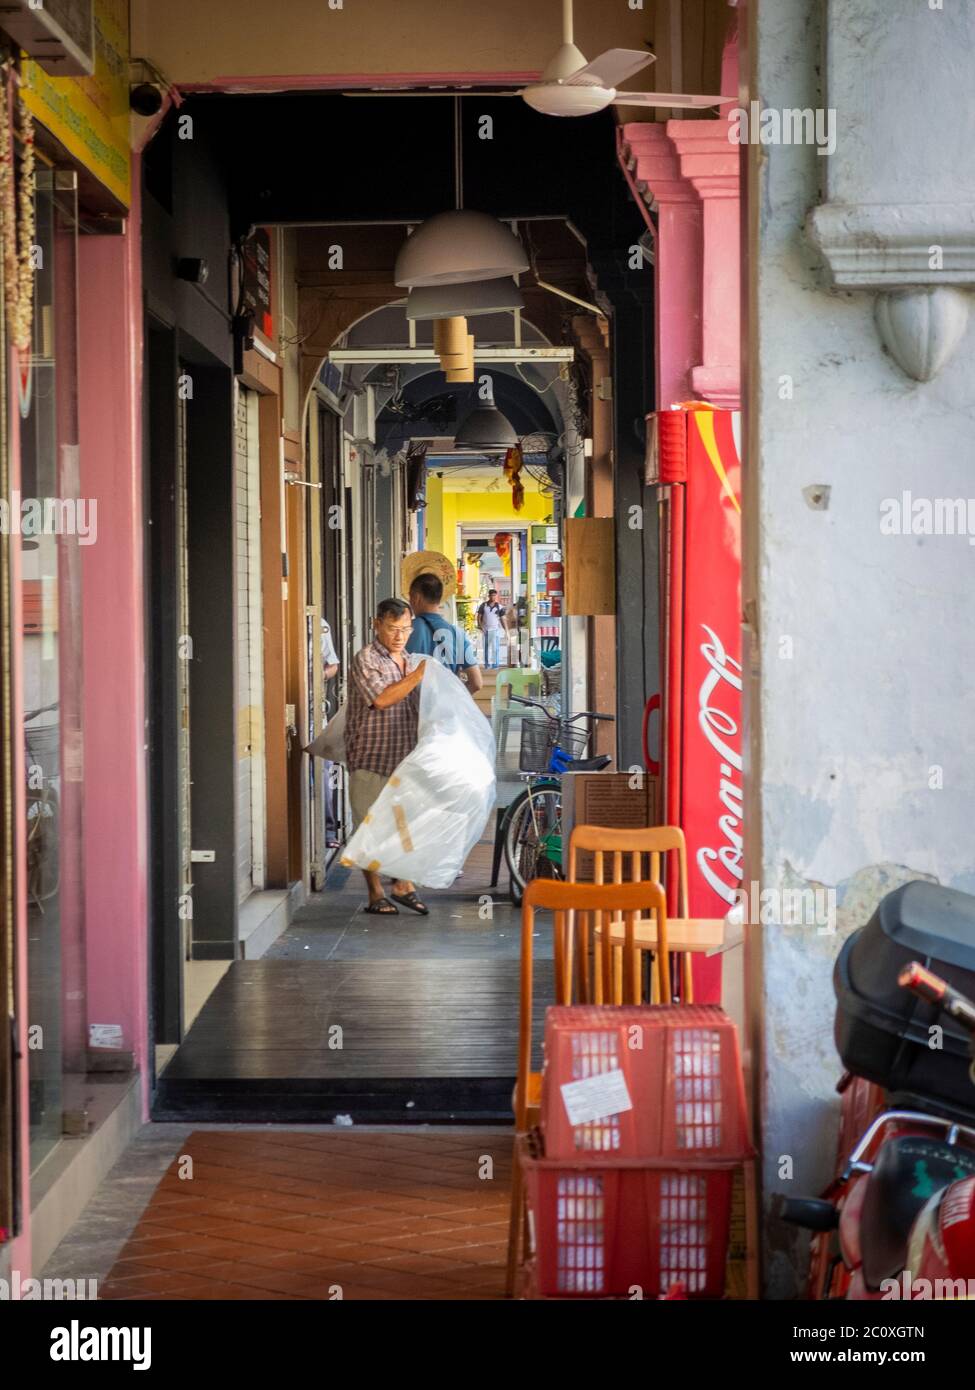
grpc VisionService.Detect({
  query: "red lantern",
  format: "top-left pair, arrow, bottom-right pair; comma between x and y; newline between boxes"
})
494,531 -> 512,560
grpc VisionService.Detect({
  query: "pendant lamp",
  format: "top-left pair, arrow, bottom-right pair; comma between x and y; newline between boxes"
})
454,380 -> 518,451
395,210 -> 528,288
394,96 -> 528,290
406,276 -> 525,321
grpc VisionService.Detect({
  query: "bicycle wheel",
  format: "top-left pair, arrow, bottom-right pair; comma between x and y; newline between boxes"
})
26,785 -> 60,907
504,781 -> 561,906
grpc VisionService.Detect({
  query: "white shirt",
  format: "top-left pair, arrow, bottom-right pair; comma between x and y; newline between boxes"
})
481,602 -> 503,631
321,620 -> 339,667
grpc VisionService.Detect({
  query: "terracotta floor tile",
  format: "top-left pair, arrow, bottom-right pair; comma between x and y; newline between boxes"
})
100,1130 -> 513,1302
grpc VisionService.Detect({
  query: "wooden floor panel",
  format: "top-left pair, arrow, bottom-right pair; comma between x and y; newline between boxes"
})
163,959 -> 551,1080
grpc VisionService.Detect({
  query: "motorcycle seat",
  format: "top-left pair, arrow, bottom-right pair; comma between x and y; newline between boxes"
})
860,1135 -> 975,1290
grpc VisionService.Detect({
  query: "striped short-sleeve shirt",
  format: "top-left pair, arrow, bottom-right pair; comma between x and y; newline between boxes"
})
346,639 -> 421,776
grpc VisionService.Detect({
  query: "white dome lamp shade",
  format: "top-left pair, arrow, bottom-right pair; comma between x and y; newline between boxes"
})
454,381 -> 519,451
395,211 -> 529,289
406,277 -> 525,321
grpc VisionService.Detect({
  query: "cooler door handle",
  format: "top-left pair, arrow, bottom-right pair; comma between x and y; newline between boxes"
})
643,693 -> 661,776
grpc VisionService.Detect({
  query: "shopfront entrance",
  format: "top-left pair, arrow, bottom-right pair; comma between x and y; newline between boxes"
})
21,168 -> 87,1172
141,88 -> 644,1124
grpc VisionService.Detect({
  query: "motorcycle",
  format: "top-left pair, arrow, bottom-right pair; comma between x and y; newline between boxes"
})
779,880 -> 975,1300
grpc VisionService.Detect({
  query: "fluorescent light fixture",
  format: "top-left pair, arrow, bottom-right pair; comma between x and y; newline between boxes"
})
395,211 -> 529,288
406,277 -> 525,321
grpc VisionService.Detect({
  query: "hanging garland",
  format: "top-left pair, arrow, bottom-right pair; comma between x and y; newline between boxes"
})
0,69 -> 36,356
503,445 -> 525,512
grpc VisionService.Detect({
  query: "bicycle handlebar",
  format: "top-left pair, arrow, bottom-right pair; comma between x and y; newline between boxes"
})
508,694 -> 615,722
24,701 -> 59,722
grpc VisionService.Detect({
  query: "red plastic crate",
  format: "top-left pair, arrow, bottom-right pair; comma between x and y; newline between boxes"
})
519,1134 -> 736,1298
540,1004 -> 750,1161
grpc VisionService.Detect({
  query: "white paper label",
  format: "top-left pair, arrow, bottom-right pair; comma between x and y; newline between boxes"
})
89,1024 -> 124,1050
560,1068 -> 633,1127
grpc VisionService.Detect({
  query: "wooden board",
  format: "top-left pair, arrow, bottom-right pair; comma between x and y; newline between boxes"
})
563,517 -> 615,615
562,771 -> 658,881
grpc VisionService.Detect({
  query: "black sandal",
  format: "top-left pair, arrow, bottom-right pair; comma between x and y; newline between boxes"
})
390,890 -> 430,916
365,897 -> 399,915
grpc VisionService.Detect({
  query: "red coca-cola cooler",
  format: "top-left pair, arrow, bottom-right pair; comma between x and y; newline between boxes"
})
645,404 -> 742,1003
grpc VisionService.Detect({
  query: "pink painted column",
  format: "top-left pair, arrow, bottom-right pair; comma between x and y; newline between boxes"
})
77,164 -> 149,1115
670,123 -> 741,408
621,123 -> 703,409
619,10 -> 741,411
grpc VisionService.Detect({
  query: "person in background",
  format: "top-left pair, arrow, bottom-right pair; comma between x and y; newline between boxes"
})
406,572 -> 483,693
320,617 -> 341,849
346,598 -> 428,916
476,588 -> 506,669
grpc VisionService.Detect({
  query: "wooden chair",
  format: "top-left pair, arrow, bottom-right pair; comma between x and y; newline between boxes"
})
506,876 -> 668,1298
567,824 -> 726,1006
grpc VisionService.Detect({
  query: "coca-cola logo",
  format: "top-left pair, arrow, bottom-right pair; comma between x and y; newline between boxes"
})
695,624 -> 743,906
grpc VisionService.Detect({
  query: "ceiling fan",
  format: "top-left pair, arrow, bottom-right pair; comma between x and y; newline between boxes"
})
518,0 -> 724,118
343,0 -> 724,118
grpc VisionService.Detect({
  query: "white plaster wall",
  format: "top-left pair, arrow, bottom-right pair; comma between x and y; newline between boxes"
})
749,0 -> 975,1295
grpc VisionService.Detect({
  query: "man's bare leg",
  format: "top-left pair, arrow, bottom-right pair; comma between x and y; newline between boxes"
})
364,870 -> 415,905
364,869 -> 392,905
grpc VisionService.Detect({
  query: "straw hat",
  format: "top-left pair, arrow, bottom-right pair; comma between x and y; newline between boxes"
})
400,549 -> 457,601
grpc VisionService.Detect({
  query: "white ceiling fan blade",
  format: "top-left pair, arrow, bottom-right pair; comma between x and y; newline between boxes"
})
342,89 -> 519,98
564,48 -> 655,89
612,91 -> 725,109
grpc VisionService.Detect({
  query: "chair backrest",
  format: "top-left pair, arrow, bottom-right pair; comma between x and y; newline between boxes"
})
568,823 -> 689,919
516,877 -> 667,1130
496,668 -> 543,706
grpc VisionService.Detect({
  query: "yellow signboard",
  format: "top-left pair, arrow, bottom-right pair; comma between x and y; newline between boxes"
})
20,0 -> 130,210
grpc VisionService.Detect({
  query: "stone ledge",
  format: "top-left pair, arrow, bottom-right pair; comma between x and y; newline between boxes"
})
808,202 -> 975,288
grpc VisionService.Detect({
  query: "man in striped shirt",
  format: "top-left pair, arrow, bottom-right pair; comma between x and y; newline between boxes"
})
347,597 -> 429,916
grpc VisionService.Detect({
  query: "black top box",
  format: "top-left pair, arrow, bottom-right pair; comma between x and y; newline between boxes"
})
834,881 -> 975,1118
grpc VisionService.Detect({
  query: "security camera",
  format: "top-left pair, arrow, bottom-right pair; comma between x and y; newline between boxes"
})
130,82 -> 163,117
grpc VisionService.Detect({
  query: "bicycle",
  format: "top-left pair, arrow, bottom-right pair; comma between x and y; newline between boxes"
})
25,701 -> 60,911
501,695 -> 614,905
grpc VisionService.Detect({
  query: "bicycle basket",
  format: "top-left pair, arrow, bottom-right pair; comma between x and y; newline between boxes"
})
554,722 -> 590,762
519,717 -> 557,773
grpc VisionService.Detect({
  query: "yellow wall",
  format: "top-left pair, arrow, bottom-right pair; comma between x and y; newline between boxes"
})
430,489 -> 554,566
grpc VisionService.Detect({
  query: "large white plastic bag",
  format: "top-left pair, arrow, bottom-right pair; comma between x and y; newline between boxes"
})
305,704 -> 347,763
340,656 -> 496,888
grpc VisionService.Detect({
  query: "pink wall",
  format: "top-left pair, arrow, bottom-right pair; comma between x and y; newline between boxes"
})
8,156 -> 147,1280
77,168 -> 149,1115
